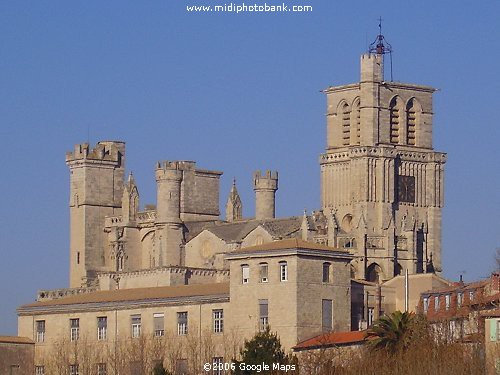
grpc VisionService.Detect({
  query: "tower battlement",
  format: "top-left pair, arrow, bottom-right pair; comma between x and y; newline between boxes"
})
66,141 -> 125,165
253,170 -> 278,220
253,170 -> 278,190
155,161 -> 186,182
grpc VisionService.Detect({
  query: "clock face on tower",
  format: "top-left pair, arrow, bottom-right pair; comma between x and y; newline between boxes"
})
398,175 -> 416,203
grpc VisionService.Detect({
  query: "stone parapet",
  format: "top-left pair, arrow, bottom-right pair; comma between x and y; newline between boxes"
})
37,286 -> 97,302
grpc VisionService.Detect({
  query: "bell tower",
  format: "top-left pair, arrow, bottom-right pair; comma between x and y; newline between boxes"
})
320,30 -> 446,281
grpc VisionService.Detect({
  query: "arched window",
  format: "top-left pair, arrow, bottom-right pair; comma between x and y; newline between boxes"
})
406,98 -> 420,146
366,263 -> 382,283
389,97 -> 401,144
352,99 -> 361,145
341,103 -> 351,146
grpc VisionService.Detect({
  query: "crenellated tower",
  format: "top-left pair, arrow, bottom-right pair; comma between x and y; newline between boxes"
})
253,170 -> 278,220
66,141 -> 125,287
155,161 -> 185,266
320,33 -> 446,282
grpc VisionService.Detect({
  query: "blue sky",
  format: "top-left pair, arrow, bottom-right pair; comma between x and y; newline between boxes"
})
0,1 -> 499,334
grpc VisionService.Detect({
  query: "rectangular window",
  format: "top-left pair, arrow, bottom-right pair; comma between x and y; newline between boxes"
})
69,364 -> 79,375
445,294 -> 451,310
469,290 -> 475,302
130,361 -> 142,375
35,366 -> 45,375
177,312 -> 188,335
154,313 -> 165,337
434,296 -> 440,310
97,317 -> 107,341
279,262 -> 288,282
322,263 -> 330,283
368,307 -> 374,327
70,318 -> 79,341
322,299 -> 333,332
242,265 -> 249,284
212,357 -> 223,375
457,292 -> 463,307
259,299 -> 269,331
97,363 -> 107,375
213,309 -> 224,333
131,315 -> 141,338
176,359 -> 188,375
423,297 -> 429,313
259,263 -> 268,283
36,320 -> 45,343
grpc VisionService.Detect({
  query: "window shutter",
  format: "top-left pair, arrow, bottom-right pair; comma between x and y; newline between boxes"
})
154,314 -> 164,331
259,300 -> 268,317
322,299 -> 333,332
490,319 -> 498,342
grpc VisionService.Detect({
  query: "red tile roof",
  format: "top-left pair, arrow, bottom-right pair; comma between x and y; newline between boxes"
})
294,331 -> 366,351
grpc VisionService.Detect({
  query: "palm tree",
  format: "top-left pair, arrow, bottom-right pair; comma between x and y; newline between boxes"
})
367,311 -> 416,352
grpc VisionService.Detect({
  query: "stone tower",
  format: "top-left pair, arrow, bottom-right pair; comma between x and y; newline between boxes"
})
66,141 -> 125,287
320,51 -> 446,281
253,170 -> 278,220
155,161 -> 184,266
226,179 -> 243,222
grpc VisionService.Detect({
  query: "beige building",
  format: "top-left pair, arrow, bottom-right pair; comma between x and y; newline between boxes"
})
17,42 -> 448,374
19,239 -> 352,374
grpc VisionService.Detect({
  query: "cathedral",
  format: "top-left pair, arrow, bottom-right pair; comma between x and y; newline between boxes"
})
17,40 -> 448,373
64,49 -> 446,291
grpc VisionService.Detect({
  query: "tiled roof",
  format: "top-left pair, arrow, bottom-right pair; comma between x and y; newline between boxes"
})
422,279 -> 490,295
235,238 -> 347,253
294,331 -> 366,351
188,217 -> 307,244
19,282 -> 229,308
0,336 -> 34,344
207,221 -> 259,242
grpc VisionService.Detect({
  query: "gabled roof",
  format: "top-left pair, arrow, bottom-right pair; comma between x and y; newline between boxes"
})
294,331 -> 366,351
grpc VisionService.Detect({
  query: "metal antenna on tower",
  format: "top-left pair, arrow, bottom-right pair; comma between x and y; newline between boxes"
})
368,17 -> 394,81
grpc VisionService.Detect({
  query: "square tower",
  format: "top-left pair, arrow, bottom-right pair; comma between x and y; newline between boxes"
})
320,52 -> 446,282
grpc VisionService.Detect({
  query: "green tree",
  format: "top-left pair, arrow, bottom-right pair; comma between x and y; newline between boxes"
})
233,326 -> 296,374
367,311 -> 423,352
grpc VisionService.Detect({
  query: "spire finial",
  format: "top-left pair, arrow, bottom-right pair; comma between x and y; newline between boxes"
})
368,17 -> 394,81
